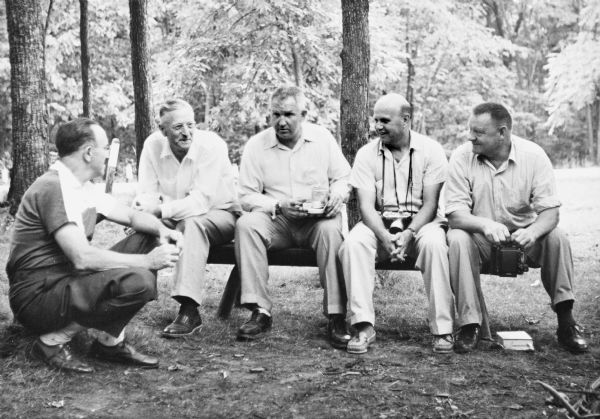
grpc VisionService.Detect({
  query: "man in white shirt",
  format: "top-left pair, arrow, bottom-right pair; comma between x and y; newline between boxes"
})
235,86 -> 351,348
136,99 -> 239,338
7,118 -> 182,373
338,93 -> 454,354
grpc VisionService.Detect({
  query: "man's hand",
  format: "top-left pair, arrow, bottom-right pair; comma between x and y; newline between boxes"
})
380,231 -> 401,262
280,198 -> 309,219
146,243 -> 180,270
511,228 -> 538,249
323,191 -> 345,218
133,193 -> 163,218
392,229 -> 414,262
481,220 -> 511,244
159,226 -> 184,251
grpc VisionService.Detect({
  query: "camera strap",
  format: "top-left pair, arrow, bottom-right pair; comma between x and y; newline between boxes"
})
381,137 -> 414,215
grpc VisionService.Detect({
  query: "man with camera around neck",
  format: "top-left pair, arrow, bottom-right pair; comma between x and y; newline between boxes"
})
445,102 -> 588,354
338,93 -> 455,354
235,86 -> 351,348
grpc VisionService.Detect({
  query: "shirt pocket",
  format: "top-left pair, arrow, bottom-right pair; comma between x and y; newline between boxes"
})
505,184 -> 531,214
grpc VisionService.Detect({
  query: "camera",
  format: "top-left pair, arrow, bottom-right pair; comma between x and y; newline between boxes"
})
381,211 -> 413,234
490,242 -> 529,277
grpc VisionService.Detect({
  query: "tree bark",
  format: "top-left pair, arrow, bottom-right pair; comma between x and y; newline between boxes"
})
5,0 -> 49,214
80,0 -> 90,117
596,98 -> 600,165
129,0 -> 154,167
586,103 -> 594,159
340,0 -> 369,228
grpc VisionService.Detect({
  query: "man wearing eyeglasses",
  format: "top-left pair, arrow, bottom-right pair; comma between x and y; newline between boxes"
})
135,99 -> 239,338
338,93 -> 454,354
445,102 -> 588,354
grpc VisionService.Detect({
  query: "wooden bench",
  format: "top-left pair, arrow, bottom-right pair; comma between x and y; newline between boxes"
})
208,243 -> 419,319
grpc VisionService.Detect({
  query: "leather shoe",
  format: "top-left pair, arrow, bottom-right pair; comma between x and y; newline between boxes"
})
32,338 -> 93,373
454,324 -> 480,354
347,324 -> 376,354
90,340 -> 159,368
557,324 -> 589,353
162,311 -> 202,338
237,309 -> 272,341
328,314 -> 351,349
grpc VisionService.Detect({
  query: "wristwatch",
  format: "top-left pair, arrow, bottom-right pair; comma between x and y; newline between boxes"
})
272,201 -> 281,220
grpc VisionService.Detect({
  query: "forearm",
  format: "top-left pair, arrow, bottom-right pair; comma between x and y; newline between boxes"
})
448,211 -> 494,234
129,210 -> 164,237
361,207 -> 390,243
240,193 -> 276,213
330,179 -> 350,202
73,246 -> 152,271
160,194 -> 210,220
526,208 -> 559,239
406,201 -> 438,232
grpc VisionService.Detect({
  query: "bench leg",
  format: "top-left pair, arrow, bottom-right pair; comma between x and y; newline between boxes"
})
217,266 -> 241,319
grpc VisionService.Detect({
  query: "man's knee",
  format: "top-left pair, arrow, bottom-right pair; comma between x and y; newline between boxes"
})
236,212 -> 267,236
118,268 -> 157,302
542,227 -> 570,247
314,218 -> 343,242
447,228 -> 472,249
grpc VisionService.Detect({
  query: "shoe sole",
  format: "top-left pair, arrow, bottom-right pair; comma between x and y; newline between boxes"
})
330,339 -> 349,350
236,329 -> 270,342
347,335 -> 376,354
433,347 -> 454,354
161,324 -> 203,339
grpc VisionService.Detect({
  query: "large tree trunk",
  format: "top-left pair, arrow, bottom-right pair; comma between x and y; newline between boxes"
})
129,0 -> 154,167
5,0 -> 49,214
340,0 -> 369,228
80,0 -> 90,117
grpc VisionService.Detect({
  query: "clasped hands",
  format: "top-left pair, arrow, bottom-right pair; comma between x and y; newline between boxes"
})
383,229 -> 413,262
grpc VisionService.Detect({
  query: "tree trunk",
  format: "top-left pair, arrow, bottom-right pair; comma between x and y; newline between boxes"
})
596,98 -> 600,165
586,103 -> 594,159
129,0 -> 154,168
80,0 -> 90,117
340,0 -> 369,228
5,0 -> 49,214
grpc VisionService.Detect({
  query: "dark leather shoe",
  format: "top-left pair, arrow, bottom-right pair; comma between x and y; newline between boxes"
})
90,341 -> 159,368
32,339 -> 93,373
454,324 -> 481,354
237,309 -> 272,341
328,314 -> 351,349
557,324 -> 589,353
162,311 -> 202,338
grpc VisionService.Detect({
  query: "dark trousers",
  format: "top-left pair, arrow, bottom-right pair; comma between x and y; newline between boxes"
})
9,233 -> 158,337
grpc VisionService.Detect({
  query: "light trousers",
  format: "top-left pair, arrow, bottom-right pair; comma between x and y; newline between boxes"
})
170,209 -> 237,305
235,211 -> 346,315
338,221 -> 454,335
447,227 -> 575,338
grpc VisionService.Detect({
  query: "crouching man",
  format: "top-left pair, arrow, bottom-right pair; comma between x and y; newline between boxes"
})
6,118 -> 182,373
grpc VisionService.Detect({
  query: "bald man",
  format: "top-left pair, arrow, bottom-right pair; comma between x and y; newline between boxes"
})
338,93 -> 454,354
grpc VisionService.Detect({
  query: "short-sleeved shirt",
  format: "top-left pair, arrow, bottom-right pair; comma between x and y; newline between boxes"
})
444,135 -> 560,231
238,122 -> 351,212
350,131 -> 448,214
137,129 -> 239,220
6,161 -> 117,278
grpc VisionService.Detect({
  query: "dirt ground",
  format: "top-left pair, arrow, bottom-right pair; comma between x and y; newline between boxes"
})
0,168 -> 599,418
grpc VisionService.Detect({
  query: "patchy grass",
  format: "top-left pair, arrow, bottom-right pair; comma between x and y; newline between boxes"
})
1,171 -> 599,418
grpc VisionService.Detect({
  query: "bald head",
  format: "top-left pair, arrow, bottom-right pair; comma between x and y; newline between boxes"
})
373,93 -> 412,148
373,93 -> 411,117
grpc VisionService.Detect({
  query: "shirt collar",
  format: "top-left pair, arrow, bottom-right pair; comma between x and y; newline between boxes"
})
263,123 -> 314,150
377,130 -> 421,156
159,130 -> 199,161
50,160 -> 85,189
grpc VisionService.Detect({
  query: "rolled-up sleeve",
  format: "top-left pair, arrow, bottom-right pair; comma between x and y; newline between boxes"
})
531,153 -> 561,213
423,144 -> 448,186
326,135 -> 351,197
349,147 -> 373,191
444,150 -> 473,215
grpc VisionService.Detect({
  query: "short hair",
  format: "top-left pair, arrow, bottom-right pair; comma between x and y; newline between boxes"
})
55,118 -> 99,157
158,99 -> 194,119
270,85 -> 308,111
472,102 -> 512,130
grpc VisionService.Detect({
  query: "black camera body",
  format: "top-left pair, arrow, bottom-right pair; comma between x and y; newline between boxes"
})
381,211 -> 413,234
490,242 -> 529,277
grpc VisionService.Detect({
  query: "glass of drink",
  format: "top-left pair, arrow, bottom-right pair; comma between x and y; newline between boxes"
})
311,186 -> 329,209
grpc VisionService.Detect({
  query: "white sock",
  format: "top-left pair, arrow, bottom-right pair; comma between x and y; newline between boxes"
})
96,329 -> 125,347
39,322 -> 85,346
257,307 -> 271,317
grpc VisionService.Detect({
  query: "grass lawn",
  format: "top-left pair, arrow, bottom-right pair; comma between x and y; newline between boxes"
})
0,169 -> 599,418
